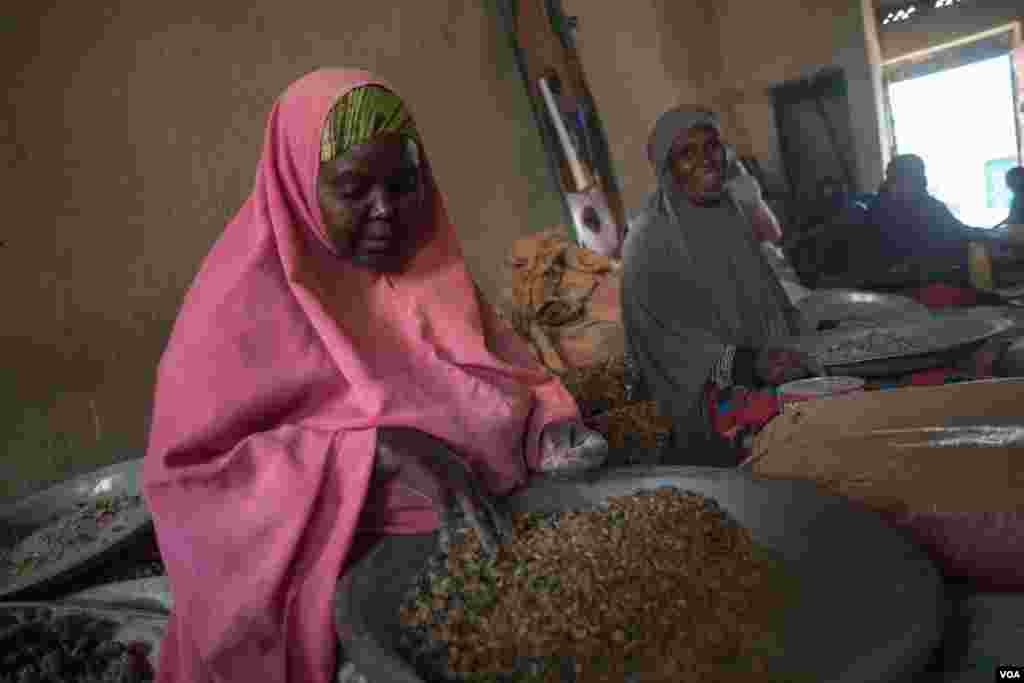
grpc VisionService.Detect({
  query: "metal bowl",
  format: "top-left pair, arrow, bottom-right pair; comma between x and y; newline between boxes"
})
797,289 -> 932,332
784,310 -> 1015,377
61,576 -> 172,615
0,458 -> 151,600
338,466 -> 945,682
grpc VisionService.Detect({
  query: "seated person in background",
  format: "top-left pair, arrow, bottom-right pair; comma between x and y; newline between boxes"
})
862,154 -> 976,276
789,176 -> 870,286
623,107 -> 821,468
142,69 -> 607,683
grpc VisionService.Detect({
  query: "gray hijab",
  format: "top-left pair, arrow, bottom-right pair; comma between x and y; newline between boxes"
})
622,107 -> 798,464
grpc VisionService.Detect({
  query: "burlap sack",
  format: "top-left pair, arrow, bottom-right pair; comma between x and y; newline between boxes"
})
500,229 -> 625,371
749,379 -> 1024,589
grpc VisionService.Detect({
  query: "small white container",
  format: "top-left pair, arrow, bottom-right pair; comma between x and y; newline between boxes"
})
778,376 -> 866,407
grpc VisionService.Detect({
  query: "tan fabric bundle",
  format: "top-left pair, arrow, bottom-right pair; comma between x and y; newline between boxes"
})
749,379 -> 1024,588
501,229 -> 625,371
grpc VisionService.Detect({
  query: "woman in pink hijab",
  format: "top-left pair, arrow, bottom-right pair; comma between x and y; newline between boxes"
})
142,68 -> 607,683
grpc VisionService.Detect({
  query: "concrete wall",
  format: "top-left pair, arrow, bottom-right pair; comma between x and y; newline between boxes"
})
564,0 -> 893,204
703,0 -> 888,194
0,0 -> 566,500
878,1 -> 1023,62
863,0 -> 894,172
562,0 -> 717,210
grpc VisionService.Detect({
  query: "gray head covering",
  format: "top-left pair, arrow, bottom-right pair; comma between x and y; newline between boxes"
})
646,107 -> 721,171
621,106 -> 799,466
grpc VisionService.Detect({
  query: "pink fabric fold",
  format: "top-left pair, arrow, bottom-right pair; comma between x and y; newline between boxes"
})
142,68 -> 578,683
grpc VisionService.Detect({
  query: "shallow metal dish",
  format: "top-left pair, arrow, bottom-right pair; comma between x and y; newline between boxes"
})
0,458 -> 152,600
62,576 -> 172,615
797,289 -> 933,332
783,310 -> 1015,374
940,306 -> 1024,341
339,466 -> 945,683
0,601 -> 167,673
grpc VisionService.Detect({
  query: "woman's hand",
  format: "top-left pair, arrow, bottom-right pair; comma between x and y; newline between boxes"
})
754,348 -> 824,386
374,427 -> 512,556
538,419 -> 608,477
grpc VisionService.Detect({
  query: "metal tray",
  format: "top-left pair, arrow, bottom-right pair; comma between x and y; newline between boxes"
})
797,289 -> 932,332
826,349 -> 954,379
0,601 -> 167,673
783,310 -> 1015,373
943,306 -> 1024,340
338,466 -> 945,683
0,458 -> 152,600
61,577 -> 172,615
936,592 -> 1024,682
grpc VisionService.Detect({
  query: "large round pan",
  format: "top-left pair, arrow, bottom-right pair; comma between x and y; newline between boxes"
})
61,576 -> 172,615
797,289 -> 932,332
0,458 -> 151,600
338,466 -> 945,682
783,309 -> 1015,377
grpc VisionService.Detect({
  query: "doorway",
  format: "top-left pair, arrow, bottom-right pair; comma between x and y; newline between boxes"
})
771,68 -> 858,218
884,27 -> 1023,229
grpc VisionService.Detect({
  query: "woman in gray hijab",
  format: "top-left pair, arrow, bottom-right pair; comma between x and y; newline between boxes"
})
622,107 -> 821,466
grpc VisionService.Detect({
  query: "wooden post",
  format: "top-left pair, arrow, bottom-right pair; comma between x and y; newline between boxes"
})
1013,44 -> 1024,164
512,0 -> 626,257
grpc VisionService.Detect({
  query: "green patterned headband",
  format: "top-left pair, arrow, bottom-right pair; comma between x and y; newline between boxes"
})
320,85 -> 421,163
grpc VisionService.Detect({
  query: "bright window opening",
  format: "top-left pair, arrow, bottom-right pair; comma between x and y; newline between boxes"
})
888,53 -> 1019,228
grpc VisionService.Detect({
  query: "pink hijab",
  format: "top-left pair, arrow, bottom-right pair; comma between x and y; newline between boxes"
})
142,68 -> 578,683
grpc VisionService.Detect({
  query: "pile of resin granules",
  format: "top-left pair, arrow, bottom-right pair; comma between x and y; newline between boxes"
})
396,487 -> 808,683
558,357 -> 673,462
0,606 -> 154,683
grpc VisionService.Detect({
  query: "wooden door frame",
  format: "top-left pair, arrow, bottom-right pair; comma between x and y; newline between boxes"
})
1012,37 -> 1024,164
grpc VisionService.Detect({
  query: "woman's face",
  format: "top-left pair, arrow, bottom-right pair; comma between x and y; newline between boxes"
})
317,132 -> 432,273
668,125 -> 725,205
